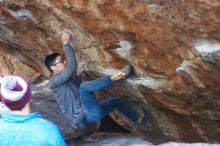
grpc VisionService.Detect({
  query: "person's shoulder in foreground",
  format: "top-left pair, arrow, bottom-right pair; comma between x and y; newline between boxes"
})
0,75 -> 66,146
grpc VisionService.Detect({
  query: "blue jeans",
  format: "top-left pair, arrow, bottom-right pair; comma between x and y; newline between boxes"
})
78,76 -> 137,129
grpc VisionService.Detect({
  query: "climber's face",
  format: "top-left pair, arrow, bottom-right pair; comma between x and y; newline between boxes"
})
51,55 -> 66,74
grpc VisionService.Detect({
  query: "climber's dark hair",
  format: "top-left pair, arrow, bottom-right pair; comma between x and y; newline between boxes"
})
44,53 -> 60,73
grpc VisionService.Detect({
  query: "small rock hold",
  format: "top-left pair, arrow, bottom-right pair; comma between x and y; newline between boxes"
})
64,2 -> 72,9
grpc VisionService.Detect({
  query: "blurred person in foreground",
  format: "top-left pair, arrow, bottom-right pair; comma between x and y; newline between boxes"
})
0,75 -> 66,146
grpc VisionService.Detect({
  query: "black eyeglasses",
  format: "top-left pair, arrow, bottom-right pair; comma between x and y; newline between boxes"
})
52,58 -> 64,66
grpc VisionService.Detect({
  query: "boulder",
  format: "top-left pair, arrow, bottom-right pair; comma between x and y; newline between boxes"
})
0,0 -> 220,144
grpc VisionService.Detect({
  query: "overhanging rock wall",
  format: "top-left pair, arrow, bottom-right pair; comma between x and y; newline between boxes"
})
0,0 -> 220,144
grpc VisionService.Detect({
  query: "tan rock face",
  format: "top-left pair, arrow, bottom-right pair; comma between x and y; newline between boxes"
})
0,0 -> 220,143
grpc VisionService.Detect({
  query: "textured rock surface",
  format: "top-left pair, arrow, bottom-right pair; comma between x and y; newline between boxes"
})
69,132 -> 220,146
0,0 -> 220,144
70,132 -> 154,146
